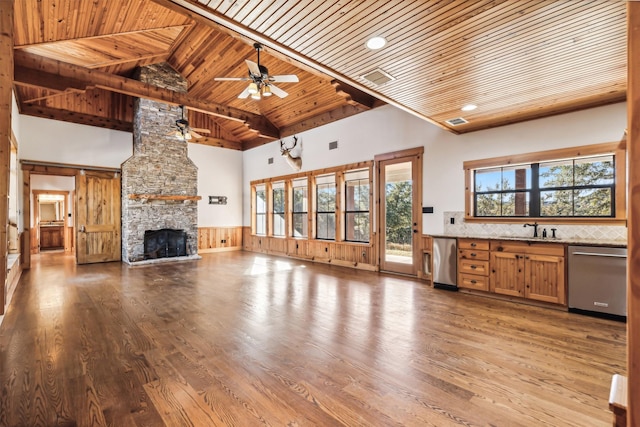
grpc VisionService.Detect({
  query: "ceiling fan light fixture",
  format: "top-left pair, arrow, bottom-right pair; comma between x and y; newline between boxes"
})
262,85 -> 272,97
251,91 -> 261,100
248,82 -> 259,94
366,36 -> 387,50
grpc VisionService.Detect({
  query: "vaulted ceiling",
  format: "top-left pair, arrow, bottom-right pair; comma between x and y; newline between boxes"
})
12,0 -> 627,150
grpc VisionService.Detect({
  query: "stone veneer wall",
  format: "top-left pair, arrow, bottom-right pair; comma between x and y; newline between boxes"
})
121,63 -> 198,263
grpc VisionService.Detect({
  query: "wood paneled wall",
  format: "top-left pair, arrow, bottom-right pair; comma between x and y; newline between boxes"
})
0,0 -> 13,314
198,226 -> 243,253
242,227 -> 378,271
241,227 -> 437,277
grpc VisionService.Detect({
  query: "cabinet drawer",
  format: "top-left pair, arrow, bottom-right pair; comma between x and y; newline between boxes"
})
459,259 -> 489,275
459,249 -> 489,261
458,273 -> 489,291
458,238 -> 489,251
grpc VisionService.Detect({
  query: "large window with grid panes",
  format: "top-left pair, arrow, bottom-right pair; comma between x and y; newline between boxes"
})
250,162 -> 373,242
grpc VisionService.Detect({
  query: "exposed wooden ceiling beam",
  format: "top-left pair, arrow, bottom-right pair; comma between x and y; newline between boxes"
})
13,25 -> 191,49
279,105 -> 368,139
14,51 -> 280,139
14,65 -> 88,92
19,104 -> 132,132
192,136 -> 243,151
331,80 -> 379,109
22,89 -> 85,104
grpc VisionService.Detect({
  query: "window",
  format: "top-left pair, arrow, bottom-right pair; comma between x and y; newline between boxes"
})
272,181 -> 285,237
539,156 -> 614,217
316,174 -> 336,240
475,165 -> 531,217
465,142 -> 625,222
292,178 -> 308,238
255,184 -> 266,235
344,169 -> 370,242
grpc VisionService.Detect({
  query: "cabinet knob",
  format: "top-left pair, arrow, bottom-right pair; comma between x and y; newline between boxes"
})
470,252 -> 476,257
470,280 -> 477,284
471,265 -> 477,269
470,243 -> 477,247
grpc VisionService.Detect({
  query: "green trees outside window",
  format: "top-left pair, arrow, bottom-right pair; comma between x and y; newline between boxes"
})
474,155 -> 614,218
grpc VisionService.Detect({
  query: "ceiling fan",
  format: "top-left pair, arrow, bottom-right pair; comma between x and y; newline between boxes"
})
214,43 -> 299,100
169,106 -> 211,141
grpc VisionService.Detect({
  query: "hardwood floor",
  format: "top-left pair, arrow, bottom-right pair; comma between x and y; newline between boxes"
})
0,251 -> 626,426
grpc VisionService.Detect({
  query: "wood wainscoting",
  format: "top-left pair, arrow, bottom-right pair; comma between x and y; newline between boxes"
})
242,227 -> 378,271
198,226 -> 243,253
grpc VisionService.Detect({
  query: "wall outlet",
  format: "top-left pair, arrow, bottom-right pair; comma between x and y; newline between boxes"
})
221,239 -> 226,244
450,217 -> 455,224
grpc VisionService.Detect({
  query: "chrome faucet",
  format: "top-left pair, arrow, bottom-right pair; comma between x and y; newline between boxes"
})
524,222 -> 539,238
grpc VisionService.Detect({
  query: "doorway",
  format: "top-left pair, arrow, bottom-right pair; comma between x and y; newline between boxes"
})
33,191 -> 69,253
376,147 -> 423,275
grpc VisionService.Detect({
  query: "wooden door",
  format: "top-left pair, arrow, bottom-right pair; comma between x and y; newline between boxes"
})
524,254 -> 566,304
490,252 -> 524,297
376,148 -> 423,276
76,170 -> 121,264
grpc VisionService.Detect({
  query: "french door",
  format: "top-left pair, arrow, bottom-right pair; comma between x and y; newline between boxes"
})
376,148 -> 423,275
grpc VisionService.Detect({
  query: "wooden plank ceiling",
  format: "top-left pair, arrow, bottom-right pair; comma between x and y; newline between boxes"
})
11,0 -> 627,150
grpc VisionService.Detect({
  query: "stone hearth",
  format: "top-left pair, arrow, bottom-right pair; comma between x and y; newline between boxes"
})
121,63 -> 199,264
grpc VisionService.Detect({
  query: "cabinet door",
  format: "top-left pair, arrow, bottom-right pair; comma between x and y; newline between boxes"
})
524,254 -> 566,304
490,252 -> 525,297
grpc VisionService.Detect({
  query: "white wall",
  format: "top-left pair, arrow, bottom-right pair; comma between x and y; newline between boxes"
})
11,91 -> 20,143
19,116 -> 132,168
188,143 -> 243,227
16,115 -> 245,228
243,103 -> 627,234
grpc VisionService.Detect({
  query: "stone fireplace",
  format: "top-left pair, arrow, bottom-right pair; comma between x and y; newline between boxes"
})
121,63 -> 199,264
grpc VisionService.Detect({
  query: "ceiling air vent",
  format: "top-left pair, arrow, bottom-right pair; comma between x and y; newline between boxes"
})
445,117 -> 469,126
361,68 -> 395,86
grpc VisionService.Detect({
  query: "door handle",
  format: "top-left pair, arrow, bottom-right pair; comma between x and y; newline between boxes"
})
80,225 -> 86,232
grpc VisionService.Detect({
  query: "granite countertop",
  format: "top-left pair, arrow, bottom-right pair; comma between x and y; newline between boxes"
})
428,233 -> 627,248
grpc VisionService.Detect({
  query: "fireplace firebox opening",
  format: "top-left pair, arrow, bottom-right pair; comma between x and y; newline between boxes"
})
144,229 -> 187,259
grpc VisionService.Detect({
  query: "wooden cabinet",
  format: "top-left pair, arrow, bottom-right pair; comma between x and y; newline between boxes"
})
40,226 -> 64,250
458,238 -> 490,291
490,241 -> 566,305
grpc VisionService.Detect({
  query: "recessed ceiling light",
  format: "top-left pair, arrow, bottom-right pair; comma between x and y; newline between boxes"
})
366,36 -> 387,50
461,104 -> 478,112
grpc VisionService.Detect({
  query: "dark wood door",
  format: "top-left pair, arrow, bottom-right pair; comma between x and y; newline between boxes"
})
76,170 -> 121,264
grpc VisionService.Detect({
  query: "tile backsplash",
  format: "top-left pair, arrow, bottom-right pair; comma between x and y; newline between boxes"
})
442,211 -> 627,243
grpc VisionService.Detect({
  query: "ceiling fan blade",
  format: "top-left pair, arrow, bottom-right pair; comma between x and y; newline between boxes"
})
270,74 -> 299,83
269,84 -> 289,98
238,85 -> 252,99
214,77 -> 249,81
190,130 -> 204,139
245,59 -> 261,77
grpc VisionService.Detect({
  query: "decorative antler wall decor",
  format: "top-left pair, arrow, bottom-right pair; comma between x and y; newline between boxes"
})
280,136 -> 302,171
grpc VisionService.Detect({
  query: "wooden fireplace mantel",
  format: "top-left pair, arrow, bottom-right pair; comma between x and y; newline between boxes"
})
128,194 -> 202,201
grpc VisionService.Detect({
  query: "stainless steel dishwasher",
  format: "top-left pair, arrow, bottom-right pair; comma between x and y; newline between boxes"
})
568,245 -> 627,320
433,237 -> 457,291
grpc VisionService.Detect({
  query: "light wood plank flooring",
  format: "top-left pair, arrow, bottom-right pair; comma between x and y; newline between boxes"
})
0,251 -> 627,426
